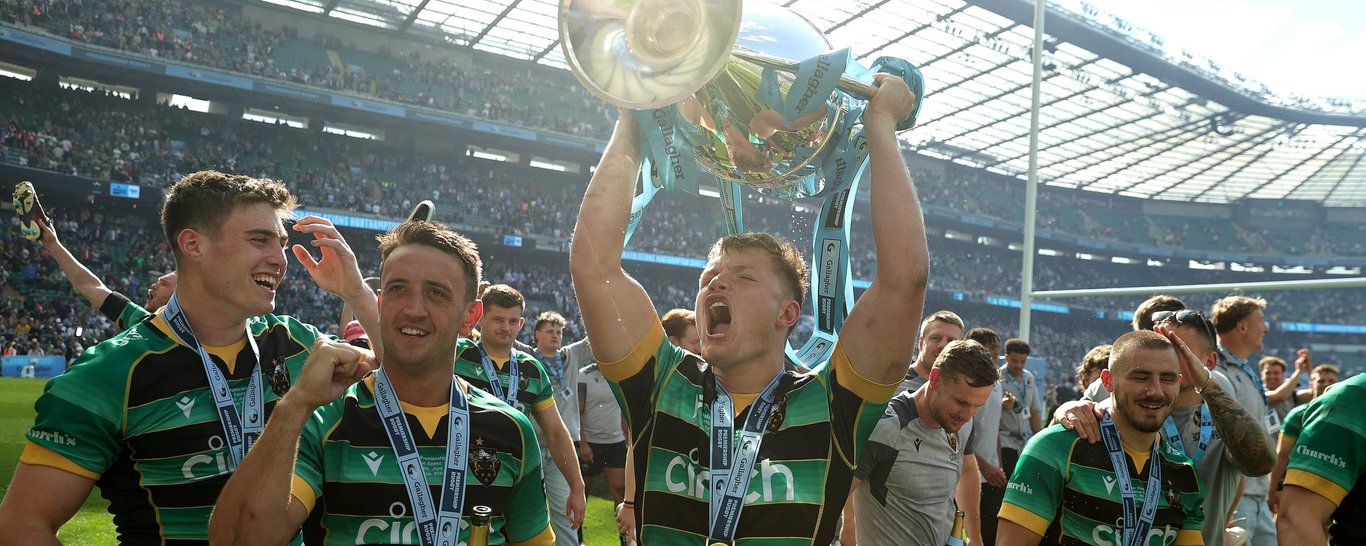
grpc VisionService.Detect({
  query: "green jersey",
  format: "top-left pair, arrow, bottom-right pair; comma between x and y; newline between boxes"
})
453,339 -> 555,416
1000,423 -> 1205,546
22,312 -> 322,544
600,322 -> 894,545
292,375 -> 552,545
1283,373 -> 1366,543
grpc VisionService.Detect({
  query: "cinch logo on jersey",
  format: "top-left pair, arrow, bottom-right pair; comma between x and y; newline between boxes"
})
1295,444 -> 1348,468
664,453 -> 796,503
27,429 -> 76,446
1090,523 -> 1179,546
358,502 -> 421,545
182,435 -> 230,479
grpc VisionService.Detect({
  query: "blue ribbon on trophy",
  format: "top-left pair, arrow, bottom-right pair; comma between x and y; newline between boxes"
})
624,47 -> 924,366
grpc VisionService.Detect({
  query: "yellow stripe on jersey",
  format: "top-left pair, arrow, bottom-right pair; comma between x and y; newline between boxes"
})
598,321 -> 664,383
831,341 -> 898,403
291,473 -> 318,513
1284,468 -> 1349,506
1176,529 -> 1204,545
998,501 -> 1052,536
507,523 -> 555,546
19,441 -> 101,480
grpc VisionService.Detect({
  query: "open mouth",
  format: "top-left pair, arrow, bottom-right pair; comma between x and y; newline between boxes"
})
399,326 -> 429,339
252,274 -> 279,290
1136,400 -> 1166,412
706,300 -> 732,336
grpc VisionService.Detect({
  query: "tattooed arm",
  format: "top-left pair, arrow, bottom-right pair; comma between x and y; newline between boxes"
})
1157,326 -> 1275,477
1199,375 -> 1276,476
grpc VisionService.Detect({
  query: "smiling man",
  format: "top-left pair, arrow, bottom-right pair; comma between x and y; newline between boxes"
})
998,330 -> 1206,546
0,171 -> 380,544
570,74 -> 927,545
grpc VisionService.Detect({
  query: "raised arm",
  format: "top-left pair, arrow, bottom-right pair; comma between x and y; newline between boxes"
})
1266,349 -> 1308,405
838,75 -> 929,384
209,339 -> 373,545
569,115 -> 659,362
36,217 -> 112,310
292,217 -> 381,356
1158,326 -> 1275,476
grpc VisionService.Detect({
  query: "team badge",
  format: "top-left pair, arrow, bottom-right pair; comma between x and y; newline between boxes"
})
1165,485 -> 1184,511
766,395 -> 788,433
267,357 -> 291,396
518,369 -> 530,392
471,438 -> 501,486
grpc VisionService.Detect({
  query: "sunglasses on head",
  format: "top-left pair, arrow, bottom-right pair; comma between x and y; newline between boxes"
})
1151,309 -> 1217,343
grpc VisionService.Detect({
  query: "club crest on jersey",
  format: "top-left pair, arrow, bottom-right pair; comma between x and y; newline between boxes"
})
268,357 -> 291,396
518,371 -> 530,392
1165,486 -> 1184,512
471,443 -> 501,486
766,396 -> 788,434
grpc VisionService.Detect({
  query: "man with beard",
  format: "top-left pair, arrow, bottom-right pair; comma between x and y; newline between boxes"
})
1212,296 -> 1276,546
998,330 -> 1205,546
841,340 -> 998,546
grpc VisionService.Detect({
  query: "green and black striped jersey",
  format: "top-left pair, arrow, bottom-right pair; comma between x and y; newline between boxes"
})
600,321 -> 895,545
453,339 -> 555,416
291,374 -> 553,546
22,312 -> 322,544
1283,373 -> 1366,544
1000,423 -> 1205,546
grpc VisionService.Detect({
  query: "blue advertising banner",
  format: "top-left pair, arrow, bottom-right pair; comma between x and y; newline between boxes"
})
2,355 -> 65,378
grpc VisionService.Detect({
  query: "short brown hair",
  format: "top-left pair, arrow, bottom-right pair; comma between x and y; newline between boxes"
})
661,308 -> 696,340
377,221 -> 482,300
1109,330 -> 1175,374
482,284 -> 525,311
919,310 -> 965,338
161,171 -> 298,261
1259,356 -> 1287,373
1311,364 -> 1340,379
1133,295 -> 1185,331
535,311 -> 566,332
1079,344 -> 1111,385
1211,295 -> 1267,334
1004,338 -> 1031,356
964,327 -> 999,350
707,233 -> 807,305
935,340 -> 1000,388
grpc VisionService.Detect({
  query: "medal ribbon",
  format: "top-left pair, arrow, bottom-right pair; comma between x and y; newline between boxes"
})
708,372 -> 785,542
1099,411 -> 1163,546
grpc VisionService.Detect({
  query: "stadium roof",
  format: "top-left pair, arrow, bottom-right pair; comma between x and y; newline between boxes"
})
262,0 -> 1366,206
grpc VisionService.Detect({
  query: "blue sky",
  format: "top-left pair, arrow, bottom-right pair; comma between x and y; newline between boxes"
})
1084,0 -> 1366,99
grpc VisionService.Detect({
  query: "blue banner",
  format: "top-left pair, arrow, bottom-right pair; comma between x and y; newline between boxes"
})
255,82 -> 328,102
165,65 -> 252,89
2,355 -> 65,378
330,95 -> 406,117
470,121 -> 538,142
0,27 -> 71,54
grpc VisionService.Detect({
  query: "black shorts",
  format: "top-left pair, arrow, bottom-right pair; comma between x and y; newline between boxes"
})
580,440 -> 627,476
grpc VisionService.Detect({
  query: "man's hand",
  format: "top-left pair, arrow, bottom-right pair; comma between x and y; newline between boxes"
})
1002,392 -> 1016,411
285,338 -> 374,410
863,73 -> 915,130
980,462 -> 1008,487
35,216 -> 58,247
615,501 -> 636,544
1054,399 -> 1105,443
1156,325 -> 1208,390
291,216 -> 367,299
578,441 -> 593,464
1294,348 -> 1311,375
567,486 -> 587,530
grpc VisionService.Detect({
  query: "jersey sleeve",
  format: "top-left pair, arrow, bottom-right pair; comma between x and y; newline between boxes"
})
523,355 -> 555,412
291,397 -> 344,514
503,409 -> 552,544
600,320 -> 682,441
100,291 -> 148,330
853,406 -> 902,504
821,341 -> 899,471
1000,425 -> 1074,536
1284,402 -> 1366,507
24,342 -> 131,476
